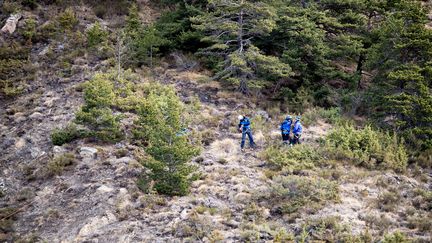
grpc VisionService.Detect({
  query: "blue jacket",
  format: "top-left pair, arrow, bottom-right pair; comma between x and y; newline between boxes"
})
293,121 -> 303,135
238,117 -> 251,131
280,119 -> 292,134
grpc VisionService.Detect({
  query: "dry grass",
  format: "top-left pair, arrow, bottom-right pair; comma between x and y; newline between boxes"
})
208,138 -> 241,162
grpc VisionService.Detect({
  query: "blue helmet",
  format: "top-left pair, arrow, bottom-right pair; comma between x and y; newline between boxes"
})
286,115 -> 292,120
296,116 -> 301,121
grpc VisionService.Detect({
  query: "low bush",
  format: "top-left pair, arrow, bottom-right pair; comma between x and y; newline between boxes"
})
75,72 -> 123,142
86,22 -> 108,47
300,216 -> 371,242
51,123 -> 87,145
22,18 -> 37,42
325,124 -> 408,172
0,43 -> 33,97
302,107 -> 341,127
377,189 -> 401,212
46,153 -> 76,176
382,231 -> 410,243
260,144 -> 321,172
268,175 -> 339,215
57,8 -> 79,31
75,107 -> 123,142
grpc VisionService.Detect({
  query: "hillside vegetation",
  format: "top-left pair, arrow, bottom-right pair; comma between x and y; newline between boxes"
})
0,0 -> 431,242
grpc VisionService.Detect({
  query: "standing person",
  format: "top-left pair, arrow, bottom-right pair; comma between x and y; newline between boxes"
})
280,115 -> 293,145
238,115 -> 256,151
292,116 -> 303,145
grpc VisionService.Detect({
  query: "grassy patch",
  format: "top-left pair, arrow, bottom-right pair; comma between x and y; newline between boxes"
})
46,153 -> 76,176
260,144 -> 321,172
302,107 -> 341,127
51,123 -> 87,145
299,216 -> 373,242
324,124 -> 408,172
266,175 -> 339,216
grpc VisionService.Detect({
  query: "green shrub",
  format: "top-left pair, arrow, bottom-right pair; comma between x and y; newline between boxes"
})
76,107 -> 123,142
22,18 -> 37,42
302,107 -> 341,127
75,72 -> 123,142
269,175 -> 339,215
57,8 -> 79,31
0,44 -> 33,97
260,144 -> 321,172
82,73 -> 116,108
51,123 -> 86,145
134,83 -> 200,196
2,0 -> 21,14
325,124 -> 408,172
47,153 -> 76,176
86,22 -> 108,47
382,231 -> 410,243
300,216 -> 368,242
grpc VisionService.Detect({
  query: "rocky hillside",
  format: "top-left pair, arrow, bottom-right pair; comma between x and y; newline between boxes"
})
1,1 -> 431,242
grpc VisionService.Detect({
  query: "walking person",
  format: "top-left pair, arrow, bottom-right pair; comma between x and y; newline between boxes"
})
280,115 -> 293,145
292,116 -> 303,145
238,115 -> 256,151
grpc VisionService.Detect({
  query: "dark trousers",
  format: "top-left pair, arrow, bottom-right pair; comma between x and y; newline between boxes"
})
282,133 -> 290,144
241,128 -> 255,148
291,134 -> 301,145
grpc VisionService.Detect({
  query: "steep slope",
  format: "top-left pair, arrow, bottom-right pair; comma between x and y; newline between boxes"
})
1,2 -> 431,242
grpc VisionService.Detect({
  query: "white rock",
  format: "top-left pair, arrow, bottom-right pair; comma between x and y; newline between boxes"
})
1,14 -> 22,34
29,112 -> 44,120
53,146 -> 66,154
80,147 -> 98,159
97,185 -> 114,194
15,138 -> 26,149
30,147 -> 45,158
76,212 -> 117,238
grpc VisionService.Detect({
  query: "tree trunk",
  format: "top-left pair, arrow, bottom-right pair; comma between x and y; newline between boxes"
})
238,8 -> 244,54
150,45 -> 153,68
356,52 -> 365,89
238,75 -> 249,95
237,5 -> 247,94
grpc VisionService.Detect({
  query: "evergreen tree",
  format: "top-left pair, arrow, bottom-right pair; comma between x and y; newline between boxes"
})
367,0 -> 432,150
192,0 -> 292,93
134,84 -> 200,196
125,5 -> 169,67
154,1 -> 206,52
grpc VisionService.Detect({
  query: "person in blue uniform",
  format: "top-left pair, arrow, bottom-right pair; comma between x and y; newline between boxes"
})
291,116 -> 303,145
280,115 -> 292,145
238,115 -> 256,151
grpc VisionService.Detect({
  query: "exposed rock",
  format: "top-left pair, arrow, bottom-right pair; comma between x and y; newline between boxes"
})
30,147 -> 45,158
29,112 -> 44,120
80,146 -> 98,159
15,138 -> 26,149
97,185 -> 114,194
75,212 -> 117,239
1,14 -> 22,34
52,146 -> 66,154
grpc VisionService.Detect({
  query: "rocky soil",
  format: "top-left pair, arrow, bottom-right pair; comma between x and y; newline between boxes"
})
1,2 -> 431,243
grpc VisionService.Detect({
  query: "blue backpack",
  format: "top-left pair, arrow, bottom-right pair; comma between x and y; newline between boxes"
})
281,119 -> 292,134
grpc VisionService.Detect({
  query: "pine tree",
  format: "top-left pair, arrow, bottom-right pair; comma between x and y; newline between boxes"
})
134,84 -> 200,196
367,0 -> 432,150
191,0 -> 292,93
125,5 -> 169,67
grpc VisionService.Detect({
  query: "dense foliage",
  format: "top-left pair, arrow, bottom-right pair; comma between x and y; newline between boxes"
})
150,0 -> 431,161
134,84 -> 200,196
